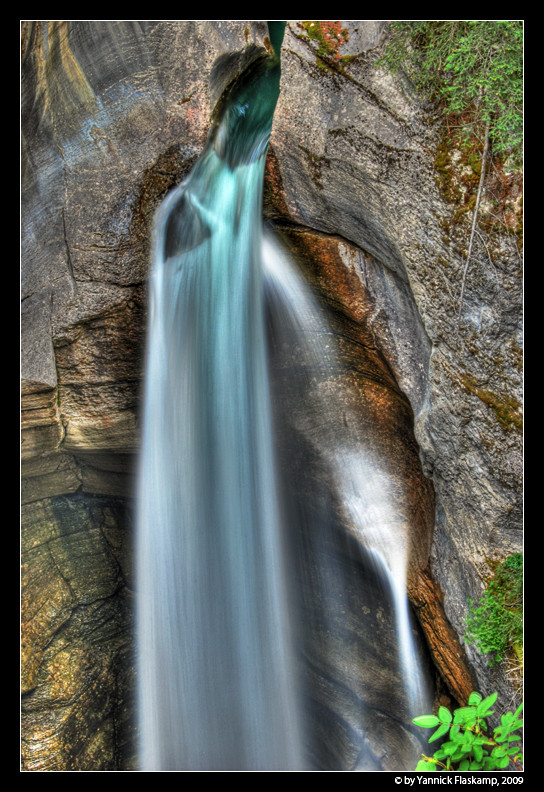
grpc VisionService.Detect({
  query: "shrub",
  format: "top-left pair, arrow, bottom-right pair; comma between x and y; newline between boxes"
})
465,553 -> 523,666
413,691 -> 523,771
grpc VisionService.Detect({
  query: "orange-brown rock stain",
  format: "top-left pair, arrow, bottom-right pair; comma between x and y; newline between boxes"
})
267,222 -> 476,706
409,568 -> 476,706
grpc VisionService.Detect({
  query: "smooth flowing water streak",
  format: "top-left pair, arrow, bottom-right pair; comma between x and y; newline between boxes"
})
263,234 -> 429,718
336,452 -> 427,715
137,26 -> 305,771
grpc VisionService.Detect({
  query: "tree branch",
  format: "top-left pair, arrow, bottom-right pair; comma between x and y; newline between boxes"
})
455,121 -> 490,342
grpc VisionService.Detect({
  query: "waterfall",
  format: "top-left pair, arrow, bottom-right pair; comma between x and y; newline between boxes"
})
137,25 -> 304,770
262,235 -> 429,725
137,21 -> 430,772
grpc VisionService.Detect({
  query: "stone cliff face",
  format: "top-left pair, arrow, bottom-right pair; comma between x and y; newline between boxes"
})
21,21 -> 522,770
267,21 -> 522,708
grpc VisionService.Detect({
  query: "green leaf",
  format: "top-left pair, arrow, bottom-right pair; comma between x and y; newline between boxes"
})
452,746 -> 471,762
429,722 -> 450,743
496,718 -> 523,739
413,715 -> 440,728
438,741 -> 457,754
450,728 -> 466,744
438,706 -> 453,723
416,759 -> 437,771
477,692 -> 497,717
468,691 -> 482,706
508,719 -> 523,732
506,743 -> 521,754
453,706 -> 477,725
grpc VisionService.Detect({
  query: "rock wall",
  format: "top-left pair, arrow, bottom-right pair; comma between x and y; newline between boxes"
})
21,20 -> 522,770
268,20 -> 522,707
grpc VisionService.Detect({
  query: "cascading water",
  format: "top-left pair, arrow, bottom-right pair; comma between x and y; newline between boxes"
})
137,23 -> 304,770
262,235 -> 430,732
137,21 -> 431,772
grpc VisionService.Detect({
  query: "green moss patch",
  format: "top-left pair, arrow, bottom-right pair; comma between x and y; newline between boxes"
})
461,374 -> 522,432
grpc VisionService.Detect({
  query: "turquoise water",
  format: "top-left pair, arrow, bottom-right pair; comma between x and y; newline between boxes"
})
136,26 -> 305,771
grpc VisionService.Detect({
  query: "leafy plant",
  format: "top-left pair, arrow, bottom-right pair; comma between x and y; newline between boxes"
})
379,21 -> 523,165
413,691 -> 523,771
465,553 -> 523,666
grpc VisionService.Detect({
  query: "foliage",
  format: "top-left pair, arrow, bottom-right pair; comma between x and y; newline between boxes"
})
465,553 -> 523,666
379,21 -> 523,166
413,691 -> 523,771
